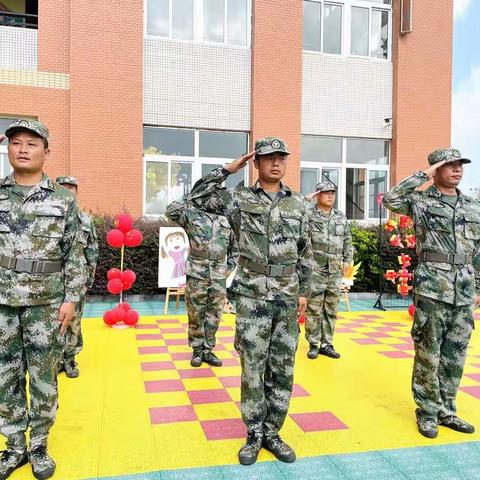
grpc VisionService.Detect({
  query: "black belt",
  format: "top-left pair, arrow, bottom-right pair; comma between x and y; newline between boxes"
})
418,252 -> 472,265
189,248 -> 226,262
239,256 -> 296,277
0,255 -> 62,273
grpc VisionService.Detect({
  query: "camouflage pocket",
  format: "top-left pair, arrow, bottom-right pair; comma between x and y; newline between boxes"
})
464,214 -> 480,240
426,206 -> 451,233
334,218 -> 345,236
33,210 -> 65,238
281,212 -> 302,238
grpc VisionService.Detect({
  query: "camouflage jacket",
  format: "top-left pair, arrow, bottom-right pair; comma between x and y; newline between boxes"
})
166,198 -> 237,282
189,167 -> 313,301
0,174 -> 86,306
79,210 -> 99,288
309,206 -> 353,276
383,172 -> 480,306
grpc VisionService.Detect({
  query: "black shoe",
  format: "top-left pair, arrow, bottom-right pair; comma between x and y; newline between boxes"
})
203,351 -> 222,367
439,415 -> 475,434
238,432 -> 263,466
319,345 -> 341,359
263,435 -> 296,463
307,344 -> 319,360
57,361 -> 65,374
64,359 -> 79,378
190,349 -> 203,368
29,445 -> 56,480
416,416 -> 438,438
0,448 -> 28,480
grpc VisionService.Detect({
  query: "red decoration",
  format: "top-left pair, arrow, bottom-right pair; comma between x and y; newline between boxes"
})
124,309 -> 139,326
107,278 -> 123,295
408,304 -> 416,318
399,215 -> 413,230
112,307 -> 125,323
119,302 -> 131,312
124,229 -> 143,247
121,270 -> 136,285
405,234 -> 416,249
389,234 -> 404,248
297,314 -> 305,324
115,214 -> 134,234
103,310 -> 117,326
106,229 -> 125,248
107,268 -> 122,280
384,270 -> 398,283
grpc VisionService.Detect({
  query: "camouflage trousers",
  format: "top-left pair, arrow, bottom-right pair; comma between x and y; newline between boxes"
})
63,296 -> 85,360
0,303 -> 62,448
412,295 -> 474,420
305,272 -> 341,347
185,275 -> 226,351
235,295 -> 299,436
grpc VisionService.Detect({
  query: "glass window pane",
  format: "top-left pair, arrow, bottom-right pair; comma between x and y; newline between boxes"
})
145,161 -> 168,214
369,170 -> 387,218
351,7 -> 369,56
171,162 -> 192,201
303,1 -> 321,52
199,131 -> 248,158
301,135 -> 342,163
323,4 -> 342,54
321,168 -> 339,208
0,117 -> 19,134
346,168 -> 365,220
300,168 -> 318,196
172,0 -> 194,40
371,9 -> 389,59
144,127 -> 194,156
202,163 -> 222,177
226,170 -> 245,189
227,0 -> 247,46
204,0 -> 225,43
147,0 -> 169,37
346,139 -> 389,165
367,0 -> 391,4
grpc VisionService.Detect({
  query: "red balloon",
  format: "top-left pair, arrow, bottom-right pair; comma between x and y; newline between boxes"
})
121,270 -> 136,285
408,304 -> 416,318
106,229 -> 125,248
112,307 -> 125,323
107,268 -> 122,280
122,279 -> 133,290
119,302 -> 131,312
124,229 -> 143,247
115,213 -> 134,234
107,278 -> 123,295
103,310 -> 116,326
124,309 -> 139,326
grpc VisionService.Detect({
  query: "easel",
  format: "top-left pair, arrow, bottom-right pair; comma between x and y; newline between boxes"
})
340,285 -> 351,311
163,287 -> 185,314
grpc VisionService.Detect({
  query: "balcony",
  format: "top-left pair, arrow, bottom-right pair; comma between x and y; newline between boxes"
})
0,11 -> 37,29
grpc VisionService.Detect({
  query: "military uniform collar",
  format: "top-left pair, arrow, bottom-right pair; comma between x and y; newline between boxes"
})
251,180 -> 291,196
314,205 -> 336,216
426,184 -> 470,203
0,173 -> 55,191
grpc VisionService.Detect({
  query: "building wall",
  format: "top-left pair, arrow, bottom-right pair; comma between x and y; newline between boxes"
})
251,0 -> 303,189
302,54 -> 393,139
144,39 -> 251,131
391,0 -> 453,184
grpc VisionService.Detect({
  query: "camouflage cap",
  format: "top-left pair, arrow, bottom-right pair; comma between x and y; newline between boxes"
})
255,137 -> 290,156
428,148 -> 471,166
5,119 -> 49,144
315,181 -> 337,193
56,176 -> 78,188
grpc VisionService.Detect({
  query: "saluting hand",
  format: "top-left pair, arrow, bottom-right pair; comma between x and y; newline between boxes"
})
423,160 -> 447,178
224,150 -> 256,174
58,302 -> 76,335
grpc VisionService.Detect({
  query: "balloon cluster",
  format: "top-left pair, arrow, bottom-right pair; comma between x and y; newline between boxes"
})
385,215 -> 416,249
103,214 -> 143,327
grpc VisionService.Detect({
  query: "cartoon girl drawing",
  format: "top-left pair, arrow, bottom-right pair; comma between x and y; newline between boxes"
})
163,230 -> 188,279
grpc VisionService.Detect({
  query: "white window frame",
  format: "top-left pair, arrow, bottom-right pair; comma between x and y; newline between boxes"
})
143,127 -> 249,217
303,0 -> 392,61
0,146 -> 11,179
144,0 -> 252,49
300,136 -> 390,221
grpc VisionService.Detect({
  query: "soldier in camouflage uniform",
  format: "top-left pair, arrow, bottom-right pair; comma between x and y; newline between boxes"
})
304,181 -> 353,360
166,197 -> 237,368
56,176 -> 98,378
189,137 -> 313,465
0,120 -> 86,480
383,148 -> 480,439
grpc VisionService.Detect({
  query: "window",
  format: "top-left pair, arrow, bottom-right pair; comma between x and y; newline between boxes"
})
301,135 -> 389,220
144,127 -> 248,215
303,0 -> 391,60
0,117 -> 17,179
146,0 -> 250,47
0,0 -> 38,29
303,1 -> 342,54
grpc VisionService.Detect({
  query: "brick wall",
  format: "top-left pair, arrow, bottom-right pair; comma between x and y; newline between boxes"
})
391,0 -> 453,184
250,0 -> 303,190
